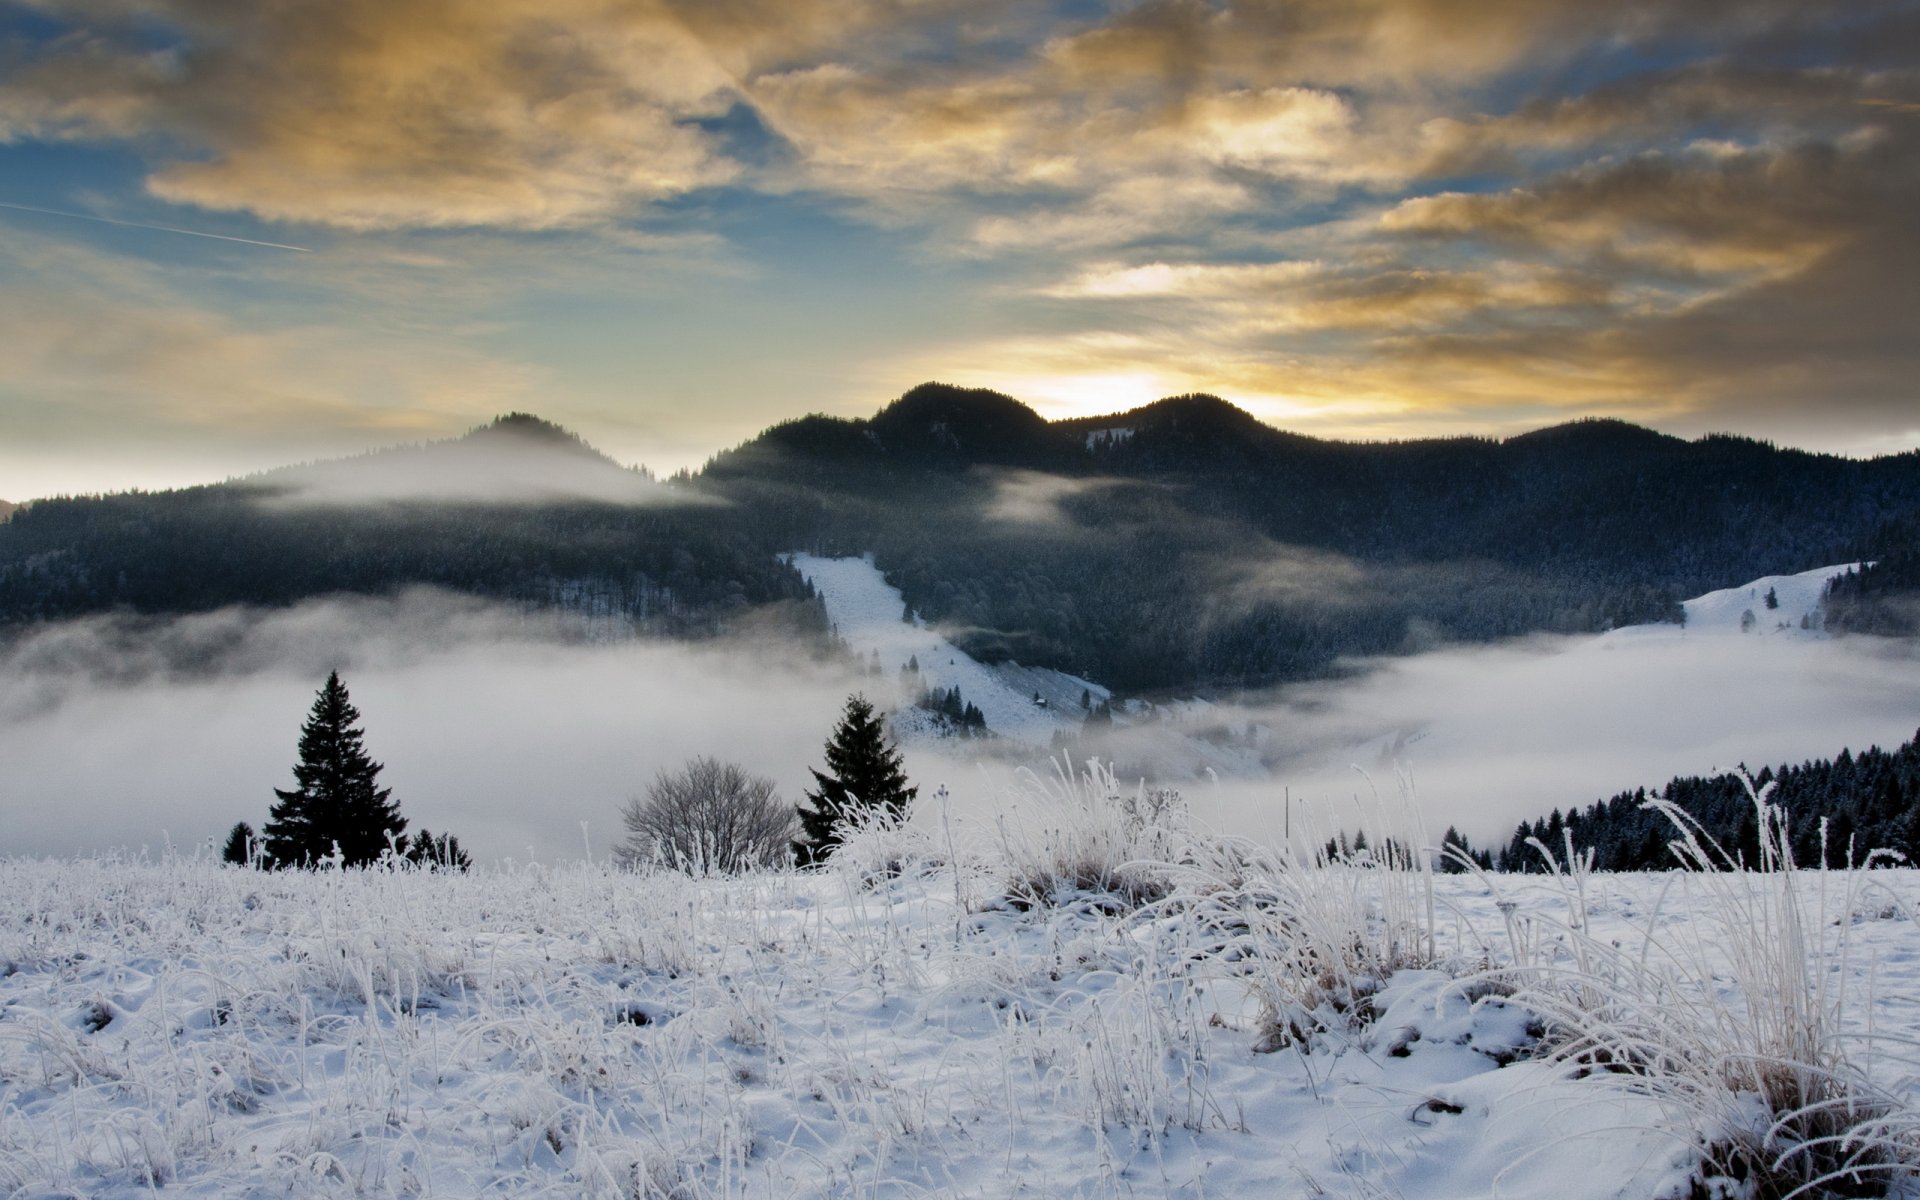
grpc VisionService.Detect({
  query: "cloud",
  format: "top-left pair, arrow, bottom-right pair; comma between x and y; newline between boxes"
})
1377,137 -> 1899,280
978,468 -> 1129,527
4,0 -> 745,230
1205,539 -> 1368,611
1260,629 -> 1920,847
252,434 -> 712,509
1043,257 -> 1615,333
1048,623 -> 1920,852
6,0 -> 1919,466
0,237 -> 550,496
5,564 -> 1916,872
1410,62 -> 1915,178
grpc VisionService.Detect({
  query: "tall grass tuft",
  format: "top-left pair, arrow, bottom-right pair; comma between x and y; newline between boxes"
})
991,755 -> 1189,911
1172,773 -> 1438,1052
1481,774 -> 1917,1198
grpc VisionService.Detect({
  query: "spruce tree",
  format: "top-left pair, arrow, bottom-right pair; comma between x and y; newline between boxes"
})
402,829 -> 472,872
263,671 -> 405,868
794,694 -> 916,865
221,821 -> 255,866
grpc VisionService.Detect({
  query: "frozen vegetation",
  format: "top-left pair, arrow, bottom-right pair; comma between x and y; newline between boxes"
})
5,766 -> 1920,1198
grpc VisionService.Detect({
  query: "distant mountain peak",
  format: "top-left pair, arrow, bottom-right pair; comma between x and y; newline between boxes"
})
867,382 -> 1062,467
247,412 -> 670,507
1059,391 -> 1261,434
875,382 -> 1042,425
1504,416 -> 1682,450
464,412 -> 602,455
1135,392 -> 1262,429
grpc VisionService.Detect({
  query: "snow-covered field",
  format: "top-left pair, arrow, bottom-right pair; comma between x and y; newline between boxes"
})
7,773 -> 1920,1199
1680,562 -> 1861,636
787,553 -> 1107,746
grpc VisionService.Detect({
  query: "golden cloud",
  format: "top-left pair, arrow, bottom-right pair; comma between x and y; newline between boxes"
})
0,239 -> 540,449
4,0 -> 754,229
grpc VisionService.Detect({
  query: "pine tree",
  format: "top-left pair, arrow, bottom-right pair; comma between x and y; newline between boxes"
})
794,694 -> 917,865
262,671 -> 405,868
222,821 -> 255,866
402,829 -> 472,871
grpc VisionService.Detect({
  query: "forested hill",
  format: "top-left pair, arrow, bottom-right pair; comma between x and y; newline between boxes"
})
4,385 -> 1919,691
1489,728 -> 1920,872
0,415 -> 825,642
703,384 -> 1920,689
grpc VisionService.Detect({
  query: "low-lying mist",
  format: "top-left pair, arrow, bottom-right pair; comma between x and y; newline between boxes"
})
251,436 -> 701,507
0,592 -> 864,862
3,591 -> 1915,864
1074,626 -> 1920,850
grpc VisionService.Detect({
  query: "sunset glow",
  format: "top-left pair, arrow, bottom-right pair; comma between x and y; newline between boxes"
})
1,0 -> 1914,496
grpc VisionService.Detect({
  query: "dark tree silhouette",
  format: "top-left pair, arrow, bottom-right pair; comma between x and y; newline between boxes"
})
262,671 -> 406,867
221,821 -> 255,866
402,829 -> 472,871
794,694 -> 917,865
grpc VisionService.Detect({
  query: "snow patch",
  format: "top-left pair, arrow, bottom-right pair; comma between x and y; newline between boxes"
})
1678,561 -> 1861,637
787,552 -> 1107,746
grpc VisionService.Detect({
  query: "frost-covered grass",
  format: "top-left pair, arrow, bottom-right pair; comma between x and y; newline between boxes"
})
1467,781 -> 1920,1198
5,775 -> 1920,1198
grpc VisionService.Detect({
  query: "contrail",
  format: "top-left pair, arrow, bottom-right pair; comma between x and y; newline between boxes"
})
0,200 -> 313,252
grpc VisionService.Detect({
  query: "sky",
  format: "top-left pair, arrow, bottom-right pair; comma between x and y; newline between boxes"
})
2,0 -> 1917,500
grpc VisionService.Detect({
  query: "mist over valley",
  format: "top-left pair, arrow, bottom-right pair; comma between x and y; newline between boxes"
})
3,388 -> 1917,862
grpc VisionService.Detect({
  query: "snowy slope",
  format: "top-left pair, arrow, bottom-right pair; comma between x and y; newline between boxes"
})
787,552 -> 1107,746
5,851 -> 1918,1199
1678,561 -> 1860,636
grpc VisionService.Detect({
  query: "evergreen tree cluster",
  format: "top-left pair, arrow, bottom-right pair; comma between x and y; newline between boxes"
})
1493,728 -> 1920,872
1825,518 -> 1920,637
238,671 -> 469,871
1311,827 -> 1495,872
916,684 -> 987,735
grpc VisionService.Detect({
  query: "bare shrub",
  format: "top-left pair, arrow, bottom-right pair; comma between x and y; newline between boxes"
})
615,757 -> 796,874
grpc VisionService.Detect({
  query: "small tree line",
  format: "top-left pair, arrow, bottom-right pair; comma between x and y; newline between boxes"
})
228,674 -> 916,875
1490,727 -> 1920,872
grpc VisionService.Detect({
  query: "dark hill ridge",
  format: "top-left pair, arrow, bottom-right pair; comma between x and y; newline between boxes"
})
4,384 -> 1919,691
703,383 -> 1920,687
867,382 -> 1071,469
0,413 -> 822,639
241,412 -> 648,507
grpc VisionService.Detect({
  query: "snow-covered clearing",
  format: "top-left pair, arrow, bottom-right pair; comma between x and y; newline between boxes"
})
1681,562 -> 1861,636
7,772 -> 1920,1198
787,553 -> 1106,746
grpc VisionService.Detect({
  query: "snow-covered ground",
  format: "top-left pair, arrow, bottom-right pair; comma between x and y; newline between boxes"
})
6,826 -> 1918,1199
1594,561 -> 1861,644
787,553 -> 1108,746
